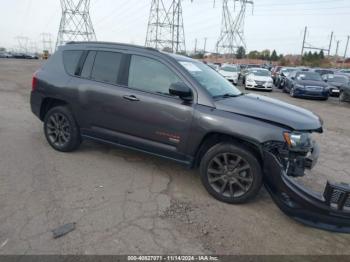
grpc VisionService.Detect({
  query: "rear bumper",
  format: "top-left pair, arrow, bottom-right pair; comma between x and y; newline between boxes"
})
263,149 -> 350,233
30,91 -> 42,119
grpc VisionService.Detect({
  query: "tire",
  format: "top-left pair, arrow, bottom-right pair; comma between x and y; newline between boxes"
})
340,91 -> 345,102
199,142 -> 263,204
43,106 -> 81,152
290,87 -> 295,97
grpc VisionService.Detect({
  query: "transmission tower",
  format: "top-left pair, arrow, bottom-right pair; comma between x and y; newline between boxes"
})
145,0 -> 186,53
216,0 -> 253,55
56,0 -> 96,49
15,36 -> 29,54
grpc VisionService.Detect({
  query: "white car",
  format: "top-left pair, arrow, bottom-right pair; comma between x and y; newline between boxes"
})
245,68 -> 274,91
218,64 -> 239,84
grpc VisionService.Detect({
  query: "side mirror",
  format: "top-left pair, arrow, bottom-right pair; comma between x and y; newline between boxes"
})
169,82 -> 193,101
291,76 -> 295,80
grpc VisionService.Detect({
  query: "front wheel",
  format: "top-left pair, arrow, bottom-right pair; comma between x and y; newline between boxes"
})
199,143 -> 263,204
340,91 -> 346,102
290,87 -> 296,97
44,106 -> 81,152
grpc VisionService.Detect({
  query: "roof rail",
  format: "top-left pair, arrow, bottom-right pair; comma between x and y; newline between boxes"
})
65,41 -> 159,52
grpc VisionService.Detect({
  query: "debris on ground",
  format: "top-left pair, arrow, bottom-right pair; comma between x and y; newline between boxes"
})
0,239 -> 8,249
52,223 -> 76,239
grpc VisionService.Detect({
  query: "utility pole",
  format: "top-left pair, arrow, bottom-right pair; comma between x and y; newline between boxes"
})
342,36 -> 349,67
204,37 -> 207,54
343,36 -> 349,59
335,40 -> 340,56
301,26 -> 307,57
56,0 -> 96,49
328,32 -> 333,56
194,38 -> 197,53
216,0 -> 254,55
145,0 -> 186,53
300,26 -> 333,56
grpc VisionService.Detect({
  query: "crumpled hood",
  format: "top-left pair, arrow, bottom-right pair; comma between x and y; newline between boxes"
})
215,93 -> 322,131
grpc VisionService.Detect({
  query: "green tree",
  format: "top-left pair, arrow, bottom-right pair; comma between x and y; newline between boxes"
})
319,50 -> 325,59
260,49 -> 271,60
236,46 -> 246,59
270,50 -> 278,61
247,50 -> 259,59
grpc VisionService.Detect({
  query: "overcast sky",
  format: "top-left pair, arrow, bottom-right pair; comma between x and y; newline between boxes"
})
0,0 -> 349,55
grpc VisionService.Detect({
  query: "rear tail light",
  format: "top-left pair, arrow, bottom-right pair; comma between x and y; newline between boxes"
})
32,73 -> 38,91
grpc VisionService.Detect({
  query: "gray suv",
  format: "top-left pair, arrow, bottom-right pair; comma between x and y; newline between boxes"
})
30,42 -> 350,233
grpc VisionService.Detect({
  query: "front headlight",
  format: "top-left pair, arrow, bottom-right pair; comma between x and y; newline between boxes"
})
283,132 -> 312,151
247,78 -> 254,83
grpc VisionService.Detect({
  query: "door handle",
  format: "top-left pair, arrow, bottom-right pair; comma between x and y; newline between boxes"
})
123,95 -> 139,101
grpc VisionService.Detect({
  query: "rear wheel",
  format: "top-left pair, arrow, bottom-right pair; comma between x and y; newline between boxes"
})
44,106 -> 81,152
199,143 -> 263,204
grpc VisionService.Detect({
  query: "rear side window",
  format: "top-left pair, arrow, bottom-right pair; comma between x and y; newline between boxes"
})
128,55 -> 181,95
63,50 -> 83,75
91,51 -> 122,84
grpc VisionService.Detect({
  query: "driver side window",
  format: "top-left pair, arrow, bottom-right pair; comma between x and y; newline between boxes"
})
128,55 -> 182,96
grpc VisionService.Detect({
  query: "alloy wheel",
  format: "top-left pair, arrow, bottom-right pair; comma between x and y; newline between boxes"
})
207,153 -> 253,198
46,113 -> 71,147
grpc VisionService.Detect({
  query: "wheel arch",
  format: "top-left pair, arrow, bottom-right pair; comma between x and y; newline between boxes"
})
193,132 -> 263,168
40,97 -> 69,121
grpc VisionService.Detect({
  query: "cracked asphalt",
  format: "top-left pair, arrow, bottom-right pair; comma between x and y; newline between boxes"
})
1,59 -> 350,255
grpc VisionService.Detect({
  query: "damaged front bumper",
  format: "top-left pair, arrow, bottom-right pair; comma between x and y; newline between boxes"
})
263,142 -> 350,233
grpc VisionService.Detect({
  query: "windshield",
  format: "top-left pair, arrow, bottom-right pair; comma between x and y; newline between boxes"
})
179,61 -> 241,98
221,66 -> 238,72
329,76 -> 348,83
250,69 -> 270,76
296,72 -> 322,81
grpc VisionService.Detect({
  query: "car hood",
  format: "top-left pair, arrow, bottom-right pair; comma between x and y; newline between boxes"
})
249,75 -> 272,82
219,71 -> 238,77
215,93 -> 322,131
328,82 -> 344,88
296,80 -> 328,87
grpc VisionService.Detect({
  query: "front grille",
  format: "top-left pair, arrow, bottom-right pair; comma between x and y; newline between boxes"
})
255,81 -> 266,85
324,181 -> 350,211
305,86 -> 323,91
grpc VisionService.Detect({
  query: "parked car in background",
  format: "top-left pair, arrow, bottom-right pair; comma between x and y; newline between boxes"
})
322,74 -> 349,97
283,71 -> 329,100
206,62 -> 220,71
312,68 -> 335,76
245,68 -> 273,91
275,67 -> 296,89
271,66 -> 282,84
340,83 -> 350,102
339,69 -> 350,74
240,64 -> 261,84
218,64 -> 239,84
0,52 -> 12,58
